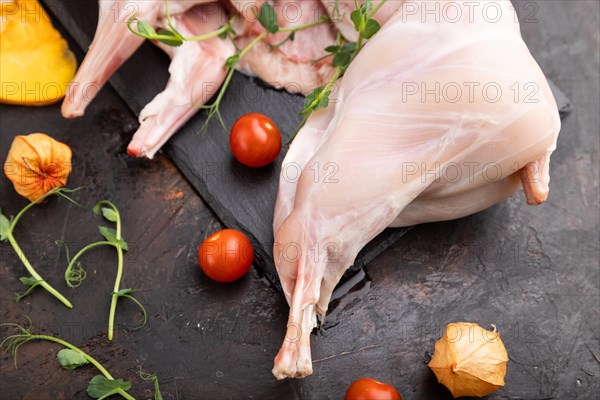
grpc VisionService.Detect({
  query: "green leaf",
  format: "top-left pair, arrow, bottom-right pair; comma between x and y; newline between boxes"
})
92,201 -> 109,217
333,51 -> 352,68
341,42 -> 357,53
257,3 -> 278,33
119,239 -> 129,252
350,9 -> 362,31
0,210 -> 11,241
115,288 -> 136,296
19,276 -> 41,286
98,226 -> 117,243
137,20 -> 156,37
225,54 -> 239,68
98,227 -> 128,251
362,18 -> 381,39
302,87 -> 331,115
57,349 -> 90,370
303,87 -> 323,110
324,43 -> 356,66
315,90 -> 331,110
157,29 -> 183,47
218,24 -> 233,40
100,207 -> 118,222
86,375 -> 131,399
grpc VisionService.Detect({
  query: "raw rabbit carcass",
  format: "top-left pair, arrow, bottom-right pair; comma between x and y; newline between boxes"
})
271,0 -> 561,379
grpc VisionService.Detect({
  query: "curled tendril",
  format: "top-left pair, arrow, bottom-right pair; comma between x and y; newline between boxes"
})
56,240 -> 87,288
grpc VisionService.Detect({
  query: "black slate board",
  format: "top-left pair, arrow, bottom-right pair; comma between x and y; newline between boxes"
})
41,0 -> 571,290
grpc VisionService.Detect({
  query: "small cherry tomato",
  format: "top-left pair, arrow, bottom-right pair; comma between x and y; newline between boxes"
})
344,378 -> 402,400
229,113 -> 282,167
198,229 -> 254,282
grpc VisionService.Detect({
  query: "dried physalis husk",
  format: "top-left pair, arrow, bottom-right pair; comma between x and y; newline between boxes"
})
3,133 -> 72,202
428,322 -> 509,398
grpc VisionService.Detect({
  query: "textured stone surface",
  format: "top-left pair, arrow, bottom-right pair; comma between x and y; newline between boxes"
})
0,1 -> 596,399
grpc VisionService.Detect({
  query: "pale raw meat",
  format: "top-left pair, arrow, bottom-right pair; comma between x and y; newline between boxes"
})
272,0 -> 561,379
61,0 -> 210,118
233,0 -> 337,95
127,4 -> 235,158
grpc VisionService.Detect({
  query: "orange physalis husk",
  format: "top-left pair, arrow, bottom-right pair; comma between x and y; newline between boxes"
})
428,322 -> 509,398
3,133 -> 72,202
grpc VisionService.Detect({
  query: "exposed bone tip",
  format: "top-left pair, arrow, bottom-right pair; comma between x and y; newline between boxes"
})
272,336 -> 314,379
60,96 -> 87,118
271,366 -> 287,380
525,192 -> 548,205
127,145 -> 157,160
519,160 -> 550,206
271,364 -> 313,380
126,146 -> 140,158
60,106 -> 84,119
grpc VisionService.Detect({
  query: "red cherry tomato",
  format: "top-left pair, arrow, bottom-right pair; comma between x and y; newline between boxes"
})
229,113 -> 282,167
344,378 -> 402,400
197,229 -> 254,283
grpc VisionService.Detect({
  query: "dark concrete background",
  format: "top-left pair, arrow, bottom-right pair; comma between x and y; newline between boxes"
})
1,1 -> 598,399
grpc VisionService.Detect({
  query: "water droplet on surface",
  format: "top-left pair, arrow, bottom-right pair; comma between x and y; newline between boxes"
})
216,371 -> 224,378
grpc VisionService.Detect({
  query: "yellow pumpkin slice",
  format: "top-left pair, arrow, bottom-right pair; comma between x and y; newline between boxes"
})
0,0 -> 77,105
